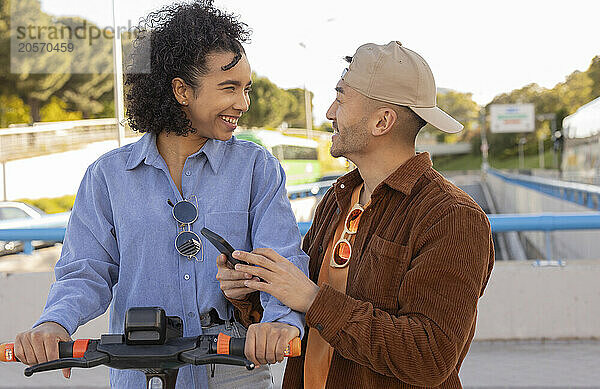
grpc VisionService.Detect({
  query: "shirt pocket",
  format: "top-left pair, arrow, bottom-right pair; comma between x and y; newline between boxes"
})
203,211 -> 250,285
204,211 -> 251,253
352,234 -> 410,310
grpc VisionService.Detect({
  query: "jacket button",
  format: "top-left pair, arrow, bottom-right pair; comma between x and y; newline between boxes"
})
335,208 -> 340,214
340,183 -> 345,189
315,323 -> 324,332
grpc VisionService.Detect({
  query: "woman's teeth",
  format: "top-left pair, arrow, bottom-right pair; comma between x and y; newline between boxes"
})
220,115 -> 238,124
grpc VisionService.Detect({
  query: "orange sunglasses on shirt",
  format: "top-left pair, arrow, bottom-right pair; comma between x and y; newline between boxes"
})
330,203 -> 364,268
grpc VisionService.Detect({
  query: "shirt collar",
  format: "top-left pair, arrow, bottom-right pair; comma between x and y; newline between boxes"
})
125,132 -> 227,174
382,152 -> 433,195
334,151 -> 433,202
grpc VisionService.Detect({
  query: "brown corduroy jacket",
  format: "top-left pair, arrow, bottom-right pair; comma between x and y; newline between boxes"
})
232,152 -> 494,388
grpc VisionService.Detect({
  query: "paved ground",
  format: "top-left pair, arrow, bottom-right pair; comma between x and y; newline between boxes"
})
2,248 -> 600,388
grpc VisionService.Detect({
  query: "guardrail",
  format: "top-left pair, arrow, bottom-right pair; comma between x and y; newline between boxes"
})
5,212 -> 598,261
0,119 -> 138,162
487,168 -> 600,211
286,180 -> 336,199
300,213 -> 600,264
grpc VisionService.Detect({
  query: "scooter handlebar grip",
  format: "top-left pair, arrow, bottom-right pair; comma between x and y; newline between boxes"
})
216,334 -> 301,358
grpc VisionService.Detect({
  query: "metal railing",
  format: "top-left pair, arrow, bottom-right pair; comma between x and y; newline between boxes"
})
4,212 -> 599,261
0,119 -> 138,162
286,180 -> 336,199
4,170 -> 600,260
300,213 -> 600,265
487,168 -> 600,211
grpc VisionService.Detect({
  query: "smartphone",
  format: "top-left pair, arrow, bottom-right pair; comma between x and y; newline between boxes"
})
200,227 -> 249,267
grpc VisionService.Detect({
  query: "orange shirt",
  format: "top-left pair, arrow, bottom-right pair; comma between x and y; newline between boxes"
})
304,183 -> 366,389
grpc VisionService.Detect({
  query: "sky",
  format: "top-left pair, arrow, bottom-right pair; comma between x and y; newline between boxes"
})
39,0 -> 600,124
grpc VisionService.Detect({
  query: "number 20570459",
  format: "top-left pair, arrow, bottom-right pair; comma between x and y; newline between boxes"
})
18,42 -> 74,53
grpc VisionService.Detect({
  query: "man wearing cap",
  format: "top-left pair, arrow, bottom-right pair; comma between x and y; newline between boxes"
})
220,41 -> 495,388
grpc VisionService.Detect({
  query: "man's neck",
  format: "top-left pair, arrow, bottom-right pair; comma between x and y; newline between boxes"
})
352,145 -> 415,203
156,132 -> 208,167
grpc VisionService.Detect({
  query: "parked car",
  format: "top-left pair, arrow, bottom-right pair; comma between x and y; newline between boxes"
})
0,201 -> 58,255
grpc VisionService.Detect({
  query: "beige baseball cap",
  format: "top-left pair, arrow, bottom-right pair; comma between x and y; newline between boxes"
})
342,41 -> 463,133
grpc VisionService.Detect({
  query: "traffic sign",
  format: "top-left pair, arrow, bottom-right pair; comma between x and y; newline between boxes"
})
490,104 -> 535,133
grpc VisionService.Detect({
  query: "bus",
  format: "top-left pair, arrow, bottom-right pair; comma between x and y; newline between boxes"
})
235,129 -> 321,185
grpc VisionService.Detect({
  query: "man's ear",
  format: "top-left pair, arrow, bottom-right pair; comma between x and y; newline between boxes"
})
172,77 -> 191,106
372,107 -> 398,137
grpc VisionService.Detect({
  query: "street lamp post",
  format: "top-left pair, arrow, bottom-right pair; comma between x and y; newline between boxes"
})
480,108 -> 489,169
304,85 -> 313,138
536,113 -> 558,170
298,42 -> 313,139
518,136 -> 526,169
112,0 -> 125,147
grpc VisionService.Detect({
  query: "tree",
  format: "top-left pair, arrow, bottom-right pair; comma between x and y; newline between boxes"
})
53,16 -> 114,119
587,56 -> 600,100
283,88 -> 313,128
0,0 -> 116,121
421,89 -> 480,144
40,96 -> 83,122
0,94 -> 31,126
238,73 -> 295,128
4,0 -> 73,120
555,70 -> 593,114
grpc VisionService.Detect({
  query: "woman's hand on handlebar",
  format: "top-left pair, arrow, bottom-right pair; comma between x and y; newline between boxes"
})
14,321 -> 72,379
245,322 -> 300,367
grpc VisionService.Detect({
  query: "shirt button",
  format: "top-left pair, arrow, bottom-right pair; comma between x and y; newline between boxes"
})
340,183 -> 345,189
315,323 -> 324,332
188,312 -> 195,318
184,274 -> 190,280
185,171 -> 191,176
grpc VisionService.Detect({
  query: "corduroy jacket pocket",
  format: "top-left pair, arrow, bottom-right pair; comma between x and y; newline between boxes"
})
352,234 -> 410,310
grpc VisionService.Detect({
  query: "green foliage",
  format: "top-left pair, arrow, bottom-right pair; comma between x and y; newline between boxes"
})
4,0 -> 73,120
0,0 -> 115,121
586,56 -> 600,100
238,73 -> 293,128
420,90 -> 480,143
40,96 -> 83,121
17,194 -> 75,214
315,121 -> 333,132
283,88 -> 313,128
0,94 -> 31,126
55,16 -> 114,118
485,56 -> 598,161
238,74 -> 313,129
433,148 -> 558,171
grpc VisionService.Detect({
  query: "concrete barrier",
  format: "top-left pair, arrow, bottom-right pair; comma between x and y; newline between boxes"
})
2,261 -> 599,342
0,272 -> 108,342
475,259 -> 600,340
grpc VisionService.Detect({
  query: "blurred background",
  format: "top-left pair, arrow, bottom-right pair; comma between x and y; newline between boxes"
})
1,0 -> 599,387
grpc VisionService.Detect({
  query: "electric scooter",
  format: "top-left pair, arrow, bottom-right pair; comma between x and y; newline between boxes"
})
1,307 -> 301,389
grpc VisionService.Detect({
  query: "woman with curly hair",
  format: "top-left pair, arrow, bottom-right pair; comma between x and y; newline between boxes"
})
14,2 -> 309,388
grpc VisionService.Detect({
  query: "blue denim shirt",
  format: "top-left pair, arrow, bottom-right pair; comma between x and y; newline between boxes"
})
34,133 -> 309,388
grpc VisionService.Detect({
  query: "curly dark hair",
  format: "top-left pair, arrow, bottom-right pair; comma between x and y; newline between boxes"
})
124,0 -> 251,136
